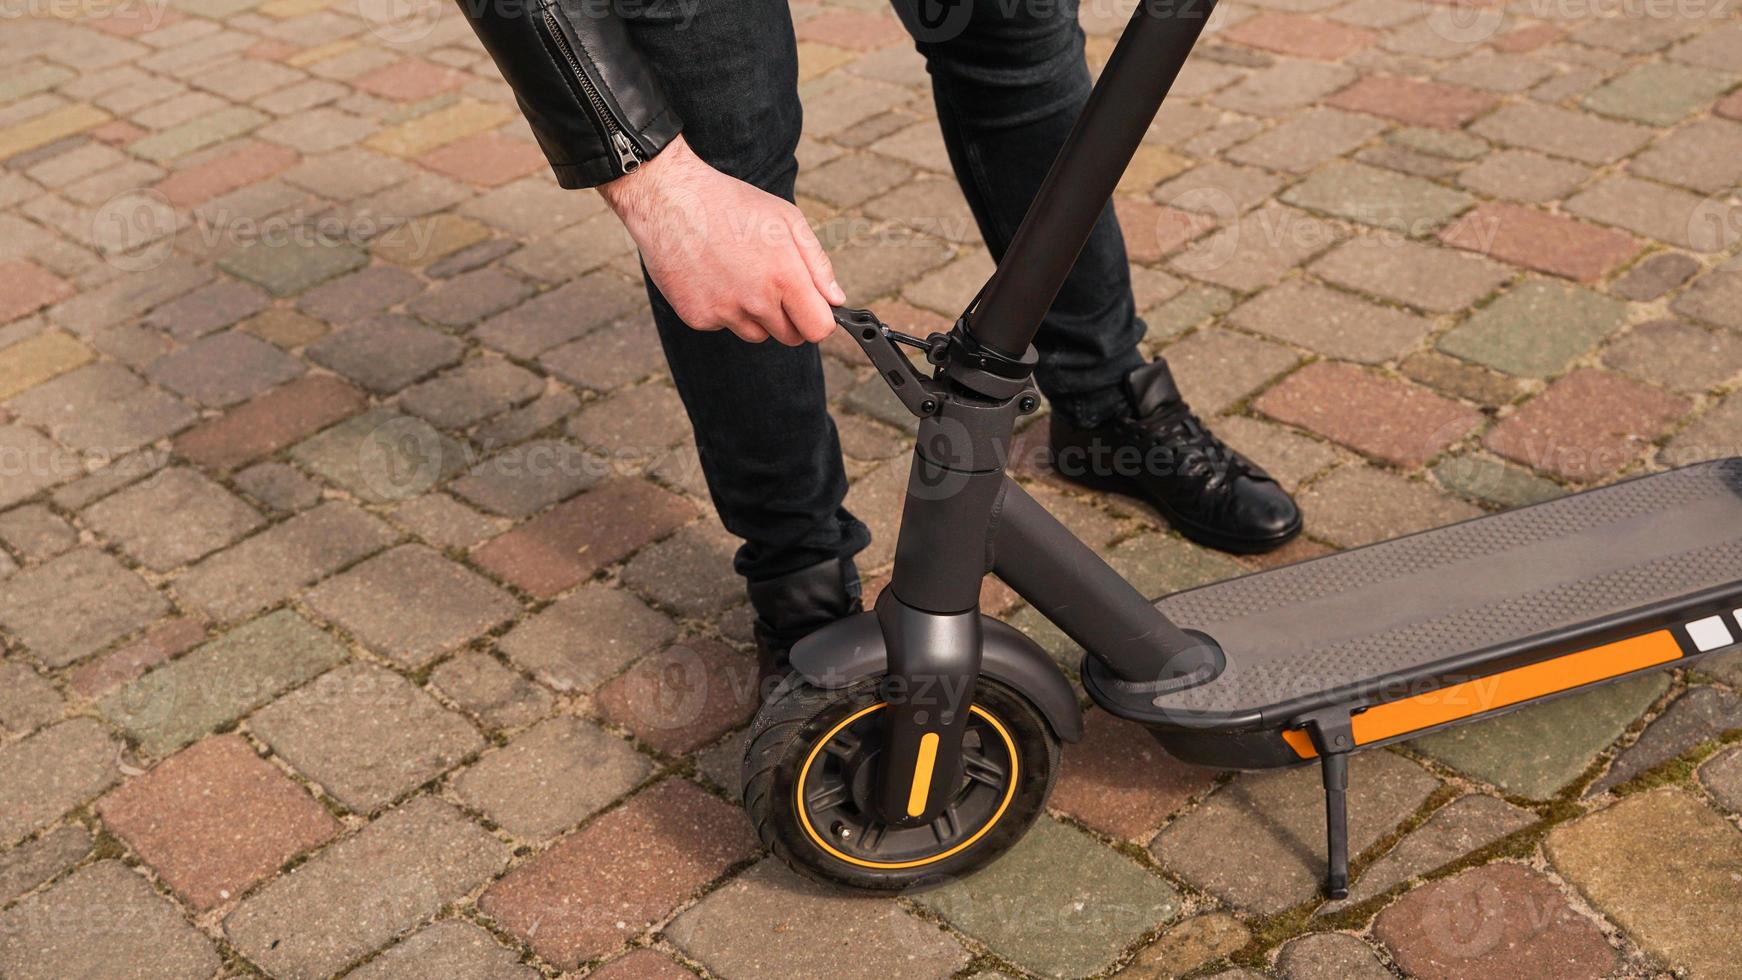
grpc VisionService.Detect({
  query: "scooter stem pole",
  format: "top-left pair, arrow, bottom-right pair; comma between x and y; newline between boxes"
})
965,0 -> 1219,357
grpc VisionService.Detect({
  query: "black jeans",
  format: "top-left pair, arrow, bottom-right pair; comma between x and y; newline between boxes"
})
626,0 -> 1149,582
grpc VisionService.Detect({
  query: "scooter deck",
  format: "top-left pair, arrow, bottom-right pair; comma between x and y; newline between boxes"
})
1084,458 -> 1742,770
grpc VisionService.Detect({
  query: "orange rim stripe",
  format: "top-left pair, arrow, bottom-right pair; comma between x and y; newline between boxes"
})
1283,630 -> 1682,759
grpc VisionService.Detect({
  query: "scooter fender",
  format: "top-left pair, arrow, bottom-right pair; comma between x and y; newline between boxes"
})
790,609 -> 1085,743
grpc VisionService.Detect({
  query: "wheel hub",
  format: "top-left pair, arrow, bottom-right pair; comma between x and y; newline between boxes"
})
797,703 -> 1017,868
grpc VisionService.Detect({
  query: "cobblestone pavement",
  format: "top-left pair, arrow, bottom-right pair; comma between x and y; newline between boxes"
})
2,0 -> 1742,975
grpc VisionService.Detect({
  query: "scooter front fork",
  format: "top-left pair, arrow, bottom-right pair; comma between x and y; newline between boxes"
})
871,594 -> 983,825
872,425 -> 1011,827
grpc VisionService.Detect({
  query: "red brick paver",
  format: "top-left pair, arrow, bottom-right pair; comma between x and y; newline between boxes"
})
1222,13 -> 1378,61
1256,362 -> 1483,467
97,735 -> 338,909
1485,369 -> 1689,481
472,478 -> 695,596
0,261 -> 73,324
1374,863 -> 1617,980
1328,75 -> 1498,129
595,639 -> 759,754
1051,711 -> 1219,840
479,780 -> 757,969
172,374 -> 368,472
1440,202 -> 1640,283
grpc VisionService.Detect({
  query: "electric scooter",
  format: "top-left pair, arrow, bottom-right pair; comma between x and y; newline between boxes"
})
740,0 -> 1742,898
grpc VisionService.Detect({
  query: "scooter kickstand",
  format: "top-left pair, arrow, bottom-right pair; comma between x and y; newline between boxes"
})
1298,708 -> 1356,900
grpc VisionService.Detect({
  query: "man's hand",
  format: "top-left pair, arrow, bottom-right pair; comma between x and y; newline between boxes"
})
600,135 -> 846,346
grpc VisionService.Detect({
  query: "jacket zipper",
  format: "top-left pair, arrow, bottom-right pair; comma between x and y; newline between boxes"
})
541,8 -> 641,175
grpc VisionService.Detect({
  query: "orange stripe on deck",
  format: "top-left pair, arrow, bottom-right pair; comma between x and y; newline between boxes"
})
1283,630 -> 1683,759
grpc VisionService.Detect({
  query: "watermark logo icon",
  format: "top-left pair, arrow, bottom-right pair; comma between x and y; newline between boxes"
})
91,189 -> 177,272
358,0 -> 443,45
356,415 -> 448,501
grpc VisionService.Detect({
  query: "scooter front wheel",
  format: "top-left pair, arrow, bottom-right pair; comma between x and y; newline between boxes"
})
742,674 -> 1058,892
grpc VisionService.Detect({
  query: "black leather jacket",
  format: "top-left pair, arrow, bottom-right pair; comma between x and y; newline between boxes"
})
457,0 -> 681,188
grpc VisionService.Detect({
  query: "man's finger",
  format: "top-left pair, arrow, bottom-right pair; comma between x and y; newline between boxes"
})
783,271 -> 837,344
725,317 -> 771,344
746,303 -> 804,347
789,216 -> 845,306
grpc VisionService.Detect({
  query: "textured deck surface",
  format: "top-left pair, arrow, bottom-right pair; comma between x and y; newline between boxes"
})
1153,459 -> 1742,717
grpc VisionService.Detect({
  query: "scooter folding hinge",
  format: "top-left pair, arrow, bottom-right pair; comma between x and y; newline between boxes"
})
1295,706 -> 1356,901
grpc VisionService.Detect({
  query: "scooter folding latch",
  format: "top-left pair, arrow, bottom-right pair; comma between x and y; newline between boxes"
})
833,306 -> 944,418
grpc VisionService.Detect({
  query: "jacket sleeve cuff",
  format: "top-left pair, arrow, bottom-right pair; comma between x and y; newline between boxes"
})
549,108 -> 683,190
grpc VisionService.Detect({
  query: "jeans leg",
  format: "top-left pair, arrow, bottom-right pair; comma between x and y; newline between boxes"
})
895,0 -> 1147,426
621,0 -> 869,581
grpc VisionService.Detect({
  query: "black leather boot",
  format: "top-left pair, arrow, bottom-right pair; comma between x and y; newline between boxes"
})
747,558 -> 863,694
1049,361 -> 1302,554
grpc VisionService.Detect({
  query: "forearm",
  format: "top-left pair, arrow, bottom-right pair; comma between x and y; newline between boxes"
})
454,0 -> 682,188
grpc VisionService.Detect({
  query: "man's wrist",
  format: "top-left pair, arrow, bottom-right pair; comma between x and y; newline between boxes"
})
599,133 -> 690,221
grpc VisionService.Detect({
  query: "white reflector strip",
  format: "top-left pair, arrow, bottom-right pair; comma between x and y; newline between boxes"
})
1688,615 -> 1735,652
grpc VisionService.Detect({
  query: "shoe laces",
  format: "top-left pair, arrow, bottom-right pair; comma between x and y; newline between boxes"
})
1124,401 -> 1255,490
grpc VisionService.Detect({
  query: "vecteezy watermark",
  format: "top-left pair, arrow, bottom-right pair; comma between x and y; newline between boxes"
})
356,0 -> 445,44
0,0 -> 169,24
1688,190 -> 1742,255
92,193 -> 461,271
90,189 -> 179,272
1421,0 -> 1509,45
356,415 -> 452,501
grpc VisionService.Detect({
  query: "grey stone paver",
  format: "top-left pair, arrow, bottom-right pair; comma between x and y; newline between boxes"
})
496,584 -> 676,692
448,438 -> 604,518
1275,933 -> 1391,980
0,660 -> 64,735
1153,751 -> 1439,914
1430,455 -> 1564,509
99,609 -> 346,756
1227,279 -> 1431,364
345,920 -> 539,980
305,316 -> 465,393
619,521 -> 743,617
82,466 -> 264,571
1331,794 -> 1536,907
0,823 -> 91,905
305,543 -> 517,668
0,548 -> 167,666
174,500 -> 400,622
249,662 -> 483,811
1281,161 -> 1473,233
1589,685 -> 1742,795
0,861 -> 219,980
145,330 -> 305,407
918,816 -> 1180,979
1437,279 -> 1628,378
668,859 -> 969,980
224,795 -> 510,979
0,718 -> 121,847
429,650 -> 553,730
5,361 -> 194,453
0,424 -> 78,508
1310,237 -> 1511,313
1699,745 -> 1742,813
452,716 -> 648,840
289,408 -> 469,503
1411,672 -> 1670,799
396,357 -> 543,430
